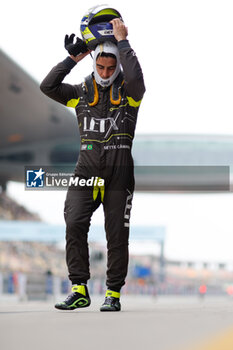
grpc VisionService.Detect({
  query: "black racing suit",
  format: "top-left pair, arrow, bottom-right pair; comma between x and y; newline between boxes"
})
40,40 -> 145,291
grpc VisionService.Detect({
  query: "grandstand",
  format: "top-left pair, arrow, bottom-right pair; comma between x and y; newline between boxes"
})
0,191 -> 233,299
0,191 -> 40,221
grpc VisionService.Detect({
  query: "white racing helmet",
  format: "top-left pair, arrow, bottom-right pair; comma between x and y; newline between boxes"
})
80,5 -> 123,50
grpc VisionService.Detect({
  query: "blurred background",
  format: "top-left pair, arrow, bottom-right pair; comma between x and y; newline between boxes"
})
1,0 -> 233,301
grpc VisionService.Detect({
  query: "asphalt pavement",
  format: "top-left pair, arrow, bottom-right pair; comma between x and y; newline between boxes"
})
1,295 -> 233,350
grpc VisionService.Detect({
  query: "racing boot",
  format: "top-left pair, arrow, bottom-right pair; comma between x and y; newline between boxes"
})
100,290 -> 121,312
55,284 -> 91,310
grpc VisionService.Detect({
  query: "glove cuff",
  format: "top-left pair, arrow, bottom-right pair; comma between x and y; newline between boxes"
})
117,40 -> 130,50
62,56 -> 77,70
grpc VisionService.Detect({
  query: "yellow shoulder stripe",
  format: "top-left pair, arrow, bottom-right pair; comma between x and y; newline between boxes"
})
66,98 -> 80,108
126,96 -> 142,107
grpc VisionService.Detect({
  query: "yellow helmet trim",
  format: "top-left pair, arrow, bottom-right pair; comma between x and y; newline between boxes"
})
93,9 -> 119,18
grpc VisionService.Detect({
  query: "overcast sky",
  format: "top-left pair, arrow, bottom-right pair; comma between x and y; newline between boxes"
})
2,0 -> 233,263
1,0 -> 233,134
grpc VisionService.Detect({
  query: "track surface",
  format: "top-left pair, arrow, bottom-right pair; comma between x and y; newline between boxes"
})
1,296 -> 233,350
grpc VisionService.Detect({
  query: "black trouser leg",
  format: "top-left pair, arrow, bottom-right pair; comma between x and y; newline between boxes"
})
103,188 -> 134,292
64,186 -> 101,284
